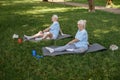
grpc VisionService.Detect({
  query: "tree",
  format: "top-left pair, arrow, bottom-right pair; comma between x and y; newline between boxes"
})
88,0 -> 95,12
43,0 -> 48,2
106,0 -> 114,8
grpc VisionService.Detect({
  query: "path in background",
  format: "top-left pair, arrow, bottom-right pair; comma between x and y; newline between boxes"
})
48,0 -> 120,14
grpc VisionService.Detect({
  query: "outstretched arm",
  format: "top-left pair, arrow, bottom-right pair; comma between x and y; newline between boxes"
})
60,28 -> 64,35
67,38 -> 79,44
43,27 -> 50,32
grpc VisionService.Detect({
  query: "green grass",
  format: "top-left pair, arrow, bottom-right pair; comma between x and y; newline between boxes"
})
66,0 -> 120,7
0,0 -> 120,80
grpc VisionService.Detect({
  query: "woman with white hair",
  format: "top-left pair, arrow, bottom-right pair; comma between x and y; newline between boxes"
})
46,20 -> 89,53
24,14 -> 61,40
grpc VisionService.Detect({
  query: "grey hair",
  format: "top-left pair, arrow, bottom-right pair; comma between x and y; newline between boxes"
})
77,20 -> 87,28
52,14 -> 58,20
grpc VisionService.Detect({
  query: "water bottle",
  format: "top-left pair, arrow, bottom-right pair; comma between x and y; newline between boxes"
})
32,50 -> 36,57
36,55 -> 44,59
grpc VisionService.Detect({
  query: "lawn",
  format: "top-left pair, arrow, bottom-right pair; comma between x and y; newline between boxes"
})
66,0 -> 120,7
0,0 -> 120,80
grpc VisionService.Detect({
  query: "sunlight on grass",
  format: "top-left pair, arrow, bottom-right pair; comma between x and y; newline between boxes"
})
93,29 -> 110,38
93,27 -> 119,35
1,0 -> 120,80
110,26 -> 119,32
102,20 -> 109,23
93,25 -> 119,39
113,4 -> 120,8
1,0 -> 37,6
42,24 -> 50,28
14,7 -> 82,15
26,8 -> 72,14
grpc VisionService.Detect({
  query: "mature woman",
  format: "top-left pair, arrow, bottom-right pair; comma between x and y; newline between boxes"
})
46,20 -> 89,53
24,15 -> 62,40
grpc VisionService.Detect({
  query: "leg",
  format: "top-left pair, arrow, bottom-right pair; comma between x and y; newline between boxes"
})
73,47 -> 88,53
32,31 -> 44,38
45,44 -> 76,53
42,32 -> 53,39
54,44 -> 76,52
24,31 -> 44,40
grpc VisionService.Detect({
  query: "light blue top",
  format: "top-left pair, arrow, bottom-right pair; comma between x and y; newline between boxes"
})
49,21 -> 60,39
74,29 -> 89,49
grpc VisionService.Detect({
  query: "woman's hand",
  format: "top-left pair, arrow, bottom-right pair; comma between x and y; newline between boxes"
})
67,41 -> 73,45
67,38 -> 79,45
43,27 -> 50,32
43,30 -> 46,32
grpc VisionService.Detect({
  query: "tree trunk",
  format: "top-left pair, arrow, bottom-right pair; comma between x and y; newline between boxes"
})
88,0 -> 95,12
43,0 -> 48,2
106,0 -> 114,8
106,0 -> 113,5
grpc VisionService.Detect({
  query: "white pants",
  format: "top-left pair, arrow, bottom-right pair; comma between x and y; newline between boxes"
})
54,44 -> 88,53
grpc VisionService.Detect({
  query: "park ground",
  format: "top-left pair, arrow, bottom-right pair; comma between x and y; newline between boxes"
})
67,0 -> 120,7
0,0 -> 120,80
48,0 -> 120,8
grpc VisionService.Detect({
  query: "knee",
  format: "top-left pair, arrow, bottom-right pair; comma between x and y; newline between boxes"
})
74,48 -> 87,53
65,44 -> 71,47
38,31 -> 43,34
46,32 -> 50,35
44,32 -> 50,36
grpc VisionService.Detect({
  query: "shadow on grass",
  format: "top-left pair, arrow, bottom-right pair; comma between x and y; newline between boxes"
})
0,0 -> 120,80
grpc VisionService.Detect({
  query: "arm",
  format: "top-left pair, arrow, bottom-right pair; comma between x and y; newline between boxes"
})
60,28 -> 64,35
67,38 -> 79,44
43,27 -> 50,32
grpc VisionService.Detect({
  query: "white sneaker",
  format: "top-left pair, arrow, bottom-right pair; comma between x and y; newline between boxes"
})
45,47 -> 54,53
24,35 -> 29,38
13,34 -> 19,39
24,35 -> 31,40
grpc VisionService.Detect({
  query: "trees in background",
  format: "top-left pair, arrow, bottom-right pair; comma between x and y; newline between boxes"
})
43,0 -> 48,2
42,0 -> 115,12
106,0 -> 114,8
88,0 -> 95,12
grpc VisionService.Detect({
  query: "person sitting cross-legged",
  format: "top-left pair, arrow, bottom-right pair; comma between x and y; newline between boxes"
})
46,20 -> 89,53
24,14 -> 63,40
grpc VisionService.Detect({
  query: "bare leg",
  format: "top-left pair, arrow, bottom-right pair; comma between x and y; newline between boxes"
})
42,32 -> 53,39
31,31 -> 44,38
24,31 -> 44,40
